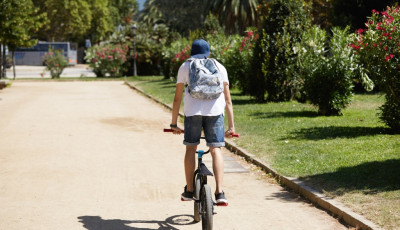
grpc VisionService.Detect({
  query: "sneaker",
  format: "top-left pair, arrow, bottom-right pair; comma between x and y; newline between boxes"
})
181,186 -> 194,201
215,192 -> 228,206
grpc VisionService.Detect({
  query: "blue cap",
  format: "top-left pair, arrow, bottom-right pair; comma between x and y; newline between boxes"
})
190,39 -> 210,59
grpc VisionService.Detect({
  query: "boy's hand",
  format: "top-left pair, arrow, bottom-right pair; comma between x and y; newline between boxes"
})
225,129 -> 235,138
172,126 -> 183,135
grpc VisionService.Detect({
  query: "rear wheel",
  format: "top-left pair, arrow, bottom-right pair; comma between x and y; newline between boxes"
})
193,176 -> 201,222
201,184 -> 213,230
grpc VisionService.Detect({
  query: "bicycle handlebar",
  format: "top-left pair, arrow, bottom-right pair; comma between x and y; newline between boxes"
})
164,128 -> 184,133
163,128 -> 240,138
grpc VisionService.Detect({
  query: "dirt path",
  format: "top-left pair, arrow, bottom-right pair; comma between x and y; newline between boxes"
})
0,82 -> 347,230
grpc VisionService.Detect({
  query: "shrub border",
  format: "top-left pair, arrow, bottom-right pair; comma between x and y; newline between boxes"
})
125,81 -> 381,230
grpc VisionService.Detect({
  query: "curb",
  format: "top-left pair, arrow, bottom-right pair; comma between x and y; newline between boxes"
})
125,81 -> 381,230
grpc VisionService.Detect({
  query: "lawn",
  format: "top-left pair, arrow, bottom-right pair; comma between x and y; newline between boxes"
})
130,76 -> 399,229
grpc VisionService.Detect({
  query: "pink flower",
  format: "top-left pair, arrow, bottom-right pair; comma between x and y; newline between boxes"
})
357,28 -> 364,34
373,43 -> 377,47
385,54 -> 394,61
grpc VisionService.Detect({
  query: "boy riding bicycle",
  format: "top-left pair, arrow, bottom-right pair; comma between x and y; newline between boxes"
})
170,39 -> 235,206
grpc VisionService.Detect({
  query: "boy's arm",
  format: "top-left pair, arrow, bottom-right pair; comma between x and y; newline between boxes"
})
223,82 -> 235,137
171,83 -> 184,134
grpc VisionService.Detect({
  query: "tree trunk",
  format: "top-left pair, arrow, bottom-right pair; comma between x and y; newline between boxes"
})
12,51 -> 16,80
0,45 -> 3,79
2,47 -> 6,79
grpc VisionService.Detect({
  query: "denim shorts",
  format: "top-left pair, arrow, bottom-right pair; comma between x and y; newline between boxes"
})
183,114 -> 225,147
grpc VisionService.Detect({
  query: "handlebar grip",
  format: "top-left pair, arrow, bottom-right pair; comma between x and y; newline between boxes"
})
163,128 -> 184,133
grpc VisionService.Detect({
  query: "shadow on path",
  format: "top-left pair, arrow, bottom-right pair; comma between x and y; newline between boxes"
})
78,215 -> 196,230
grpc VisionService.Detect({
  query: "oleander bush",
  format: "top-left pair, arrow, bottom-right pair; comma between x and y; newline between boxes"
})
220,30 -> 257,93
162,38 -> 190,80
296,26 -> 357,115
85,44 -> 128,77
42,49 -> 68,79
352,6 -> 400,131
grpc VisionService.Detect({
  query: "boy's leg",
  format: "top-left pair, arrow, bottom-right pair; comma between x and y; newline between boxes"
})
203,114 -> 225,194
183,115 -> 202,193
210,147 -> 224,194
185,145 -> 197,192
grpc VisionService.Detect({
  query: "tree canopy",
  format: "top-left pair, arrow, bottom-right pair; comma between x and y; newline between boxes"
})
138,0 -> 207,35
31,0 -> 138,44
0,0 -> 46,49
206,0 -> 259,35
32,0 -> 92,42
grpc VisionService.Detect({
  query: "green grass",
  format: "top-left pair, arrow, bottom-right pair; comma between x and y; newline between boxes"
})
129,76 -> 177,104
128,77 -> 400,229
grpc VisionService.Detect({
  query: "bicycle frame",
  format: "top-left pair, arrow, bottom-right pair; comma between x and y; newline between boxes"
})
193,149 -> 215,229
193,149 -> 214,201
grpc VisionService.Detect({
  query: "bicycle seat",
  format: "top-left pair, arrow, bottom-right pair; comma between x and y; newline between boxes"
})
199,163 -> 213,176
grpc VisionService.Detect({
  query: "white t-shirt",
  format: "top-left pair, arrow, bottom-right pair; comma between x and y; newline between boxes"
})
177,59 -> 229,117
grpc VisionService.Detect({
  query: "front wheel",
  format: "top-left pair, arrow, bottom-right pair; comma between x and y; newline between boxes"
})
194,176 -> 201,222
201,184 -> 213,230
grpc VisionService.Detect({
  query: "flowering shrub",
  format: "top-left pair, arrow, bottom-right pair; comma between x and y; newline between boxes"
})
170,44 -> 190,78
353,6 -> 400,131
221,30 -> 257,93
42,49 -> 68,79
85,44 -> 128,77
297,26 -> 356,115
162,38 -> 190,79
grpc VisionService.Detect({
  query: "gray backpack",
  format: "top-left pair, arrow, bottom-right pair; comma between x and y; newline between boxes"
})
187,58 -> 224,100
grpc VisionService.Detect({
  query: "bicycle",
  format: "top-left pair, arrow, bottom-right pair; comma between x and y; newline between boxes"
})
164,128 -> 239,230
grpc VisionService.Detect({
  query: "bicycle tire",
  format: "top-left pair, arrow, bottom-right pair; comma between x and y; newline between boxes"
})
194,176 -> 201,222
201,184 -> 213,230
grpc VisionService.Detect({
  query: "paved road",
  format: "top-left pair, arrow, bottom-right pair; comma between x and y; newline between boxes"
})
0,81 -> 347,230
5,64 -> 95,78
